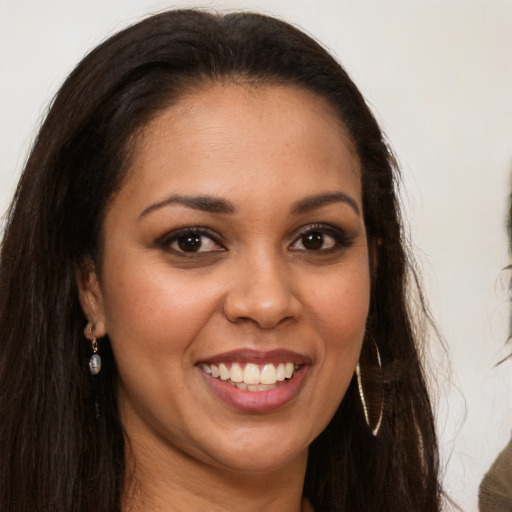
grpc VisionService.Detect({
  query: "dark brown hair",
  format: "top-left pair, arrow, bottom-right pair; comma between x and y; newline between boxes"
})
0,9 -> 442,511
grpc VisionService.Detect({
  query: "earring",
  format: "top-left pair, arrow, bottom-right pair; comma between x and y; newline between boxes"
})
356,339 -> 383,436
88,326 -> 101,376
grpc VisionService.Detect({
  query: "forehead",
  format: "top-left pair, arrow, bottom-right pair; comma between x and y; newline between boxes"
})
119,83 -> 361,210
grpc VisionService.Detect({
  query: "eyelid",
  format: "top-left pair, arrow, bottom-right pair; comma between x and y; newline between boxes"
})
155,226 -> 226,252
289,223 -> 355,250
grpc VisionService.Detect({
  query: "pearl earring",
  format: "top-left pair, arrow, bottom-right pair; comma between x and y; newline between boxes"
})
88,326 -> 101,376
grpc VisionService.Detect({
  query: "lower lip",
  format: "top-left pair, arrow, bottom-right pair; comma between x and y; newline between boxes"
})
199,366 -> 309,413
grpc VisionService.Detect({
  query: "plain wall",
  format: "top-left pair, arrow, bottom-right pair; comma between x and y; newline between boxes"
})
1,1 -> 511,510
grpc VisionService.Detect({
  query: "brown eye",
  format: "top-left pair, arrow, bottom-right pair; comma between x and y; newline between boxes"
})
177,234 -> 203,252
164,230 -> 224,254
290,227 -> 338,252
301,231 -> 324,250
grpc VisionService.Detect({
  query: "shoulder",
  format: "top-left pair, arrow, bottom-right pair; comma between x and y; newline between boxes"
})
479,437 -> 512,511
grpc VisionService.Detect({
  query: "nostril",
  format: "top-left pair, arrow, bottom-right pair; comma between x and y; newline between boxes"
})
222,263 -> 301,328
223,298 -> 300,329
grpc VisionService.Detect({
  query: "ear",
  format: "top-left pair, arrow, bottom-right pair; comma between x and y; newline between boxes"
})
76,259 -> 107,339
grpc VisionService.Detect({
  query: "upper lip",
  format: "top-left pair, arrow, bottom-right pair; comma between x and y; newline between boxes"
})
197,348 -> 312,365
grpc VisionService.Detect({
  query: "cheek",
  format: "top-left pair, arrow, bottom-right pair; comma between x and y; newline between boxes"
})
307,263 -> 370,344
303,262 -> 370,400
100,259 -> 221,366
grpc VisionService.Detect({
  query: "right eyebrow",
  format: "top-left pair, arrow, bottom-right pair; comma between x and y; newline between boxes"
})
139,194 -> 237,219
291,191 -> 360,216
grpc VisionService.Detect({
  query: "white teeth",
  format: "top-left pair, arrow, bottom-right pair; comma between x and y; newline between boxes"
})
243,363 -> 260,385
200,361 -> 300,387
233,381 -> 278,392
260,364 -> 277,384
200,363 -> 211,375
276,363 -> 286,381
219,363 -> 229,381
210,364 -> 220,378
230,362 -> 243,382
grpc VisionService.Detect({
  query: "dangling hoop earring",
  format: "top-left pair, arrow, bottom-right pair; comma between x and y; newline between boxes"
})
88,325 -> 101,376
356,339 -> 383,436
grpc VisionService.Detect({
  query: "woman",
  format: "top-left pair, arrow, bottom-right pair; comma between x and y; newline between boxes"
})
0,9 -> 442,511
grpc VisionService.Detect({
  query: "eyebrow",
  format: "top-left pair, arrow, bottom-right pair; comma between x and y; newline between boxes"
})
139,194 -> 236,218
139,190 -> 360,219
291,192 -> 360,216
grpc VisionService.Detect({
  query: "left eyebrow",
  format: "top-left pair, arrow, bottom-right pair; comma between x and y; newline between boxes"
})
291,192 -> 360,216
138,194 -> 236,219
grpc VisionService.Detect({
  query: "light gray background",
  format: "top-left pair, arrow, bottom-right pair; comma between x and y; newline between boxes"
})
1,1 -> 511,510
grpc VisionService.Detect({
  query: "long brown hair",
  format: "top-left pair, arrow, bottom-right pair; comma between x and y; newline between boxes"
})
0,9 -> 442,511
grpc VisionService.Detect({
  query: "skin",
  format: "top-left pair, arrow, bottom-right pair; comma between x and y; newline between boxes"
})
78,83 -> 371,511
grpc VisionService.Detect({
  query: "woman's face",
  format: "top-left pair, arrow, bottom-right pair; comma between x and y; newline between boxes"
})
80,83 -> 370,476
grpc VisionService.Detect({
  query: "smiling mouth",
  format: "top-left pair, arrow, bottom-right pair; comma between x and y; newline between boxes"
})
198,362 -> 301,392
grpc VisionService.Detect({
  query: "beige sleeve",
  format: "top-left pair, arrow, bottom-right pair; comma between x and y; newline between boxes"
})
479,438 -> 512,512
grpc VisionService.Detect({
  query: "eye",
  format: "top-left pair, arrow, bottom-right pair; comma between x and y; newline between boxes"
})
157,228 -> 225,254
289,224 -> 351,252
291,230 -> 335,251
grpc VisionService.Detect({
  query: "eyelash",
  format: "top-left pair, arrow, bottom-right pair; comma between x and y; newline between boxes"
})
156,227 -> 225,255
290,223 -> 355,253
155,223 -> 354,256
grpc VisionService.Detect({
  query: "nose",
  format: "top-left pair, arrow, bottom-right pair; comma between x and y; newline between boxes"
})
223,254 -> 301,329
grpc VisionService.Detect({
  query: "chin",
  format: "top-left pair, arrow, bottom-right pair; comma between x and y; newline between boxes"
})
194,422 -> 313,476
215,446 -> 308,476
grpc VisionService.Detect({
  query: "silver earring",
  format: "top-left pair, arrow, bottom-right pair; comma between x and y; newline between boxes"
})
88,326 -> 101,376
356,340 -> 383,436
